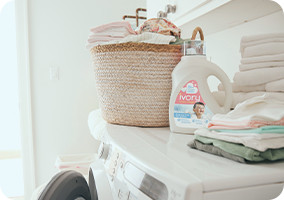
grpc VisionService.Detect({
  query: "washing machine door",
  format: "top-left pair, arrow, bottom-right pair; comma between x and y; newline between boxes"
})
38,163 -> 114,200
38,170 -> 92,200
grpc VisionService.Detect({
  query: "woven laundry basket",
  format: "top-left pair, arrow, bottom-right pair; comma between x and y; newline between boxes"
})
91,42 -> 182,127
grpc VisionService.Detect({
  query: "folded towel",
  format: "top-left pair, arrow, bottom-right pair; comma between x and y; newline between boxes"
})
192,135 -> 284,161
90,21 -> 136,34
242,42 -> 284,58
88,32 -> 126,39
241,53 -> 284,64
86,39 -> 121,49
87,21 -> 137,49
218,82 -> 265,93
233,66 -> 284,86
219,79 -> 284,93
240,32 -> 284,43
195,128 -> 284,152
89,28 -> 132,38
210,94 -> 284,128
213,91 -> 284,108
213,125 -> 284,135
87,36 -> 123,43
86,32 -> 176,49
266,79 -> 284,92
239,61 -> 284,71
188,139 -> 246,163
209,126 -> 284,140
120,32 -> 176,44
241,38 -> 284,55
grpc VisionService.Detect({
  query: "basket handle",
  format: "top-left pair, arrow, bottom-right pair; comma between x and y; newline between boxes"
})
191,27 -> 204,41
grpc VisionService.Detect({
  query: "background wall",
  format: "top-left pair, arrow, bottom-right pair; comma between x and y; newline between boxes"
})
193,11 -> 284,91
27,0 -> 146,187
147,0 -> 284,91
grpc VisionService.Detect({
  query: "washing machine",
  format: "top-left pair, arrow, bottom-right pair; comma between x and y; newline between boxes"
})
38,111 -> 284,200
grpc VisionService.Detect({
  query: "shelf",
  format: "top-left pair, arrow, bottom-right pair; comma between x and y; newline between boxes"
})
169,0 -> 282,35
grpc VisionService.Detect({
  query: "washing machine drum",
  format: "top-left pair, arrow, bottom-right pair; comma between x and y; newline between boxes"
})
38,170 -> 97,200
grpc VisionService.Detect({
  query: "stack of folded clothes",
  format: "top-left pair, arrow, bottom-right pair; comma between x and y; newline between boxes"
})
213,32 -> 284,108
86,19 -> 181,49
188,94 -> 284,163
86,21 -> 137,49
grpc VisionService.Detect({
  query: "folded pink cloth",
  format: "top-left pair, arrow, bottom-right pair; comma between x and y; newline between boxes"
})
208,94 -> 284,129
208,117 -> 284,129
90,21 -> 136,34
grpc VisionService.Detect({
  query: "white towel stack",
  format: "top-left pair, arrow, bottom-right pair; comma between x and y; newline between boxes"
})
215,32 -> 284,108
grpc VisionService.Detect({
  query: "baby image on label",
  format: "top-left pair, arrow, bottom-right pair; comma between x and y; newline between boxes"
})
174,80 -> 213,128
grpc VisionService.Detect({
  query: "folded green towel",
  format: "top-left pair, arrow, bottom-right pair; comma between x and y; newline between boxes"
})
213,125 -> 284,134
195,135 -> 284,162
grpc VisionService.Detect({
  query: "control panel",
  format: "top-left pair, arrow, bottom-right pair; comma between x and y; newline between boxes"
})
98,142 -> 185,200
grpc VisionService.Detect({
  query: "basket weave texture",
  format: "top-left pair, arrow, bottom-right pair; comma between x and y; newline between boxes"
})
91,42 -> 182,127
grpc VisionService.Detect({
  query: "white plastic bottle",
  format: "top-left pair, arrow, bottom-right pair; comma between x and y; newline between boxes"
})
169,55 -> 232,134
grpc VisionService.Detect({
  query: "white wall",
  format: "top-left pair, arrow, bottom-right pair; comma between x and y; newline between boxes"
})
27,0 -> 146,188
146,0 -> 284,91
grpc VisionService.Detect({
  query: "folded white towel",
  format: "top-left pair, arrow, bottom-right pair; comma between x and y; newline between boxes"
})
233,66 -> 284,86
88,32 -> 128,39
86,39 -> 122,49
239,61 -> 284,71
241,32 -> 284,43
121,32 -> 176,44
241,53 -> 284,64
195,128 -> 284,152
240,38 -> 284,55
219,79 -> 284,93
213,91 -> 284,108
266,79 -> 284,92
218,82 -> 265,93
242,42 -> 284,58
87,36 -> 123,43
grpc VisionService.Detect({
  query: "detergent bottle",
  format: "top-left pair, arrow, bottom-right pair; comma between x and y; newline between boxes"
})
169,27 -> 232,134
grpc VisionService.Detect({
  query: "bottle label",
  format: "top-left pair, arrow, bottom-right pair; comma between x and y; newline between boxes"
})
174,80 -> 213,128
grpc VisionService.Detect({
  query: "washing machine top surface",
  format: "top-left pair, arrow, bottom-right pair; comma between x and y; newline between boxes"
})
88,110 -> 284,198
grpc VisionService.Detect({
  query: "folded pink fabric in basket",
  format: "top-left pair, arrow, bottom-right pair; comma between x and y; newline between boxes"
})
90,21 -> 136,34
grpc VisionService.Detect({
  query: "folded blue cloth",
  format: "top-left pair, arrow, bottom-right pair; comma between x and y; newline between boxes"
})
213,125 -> 284,134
